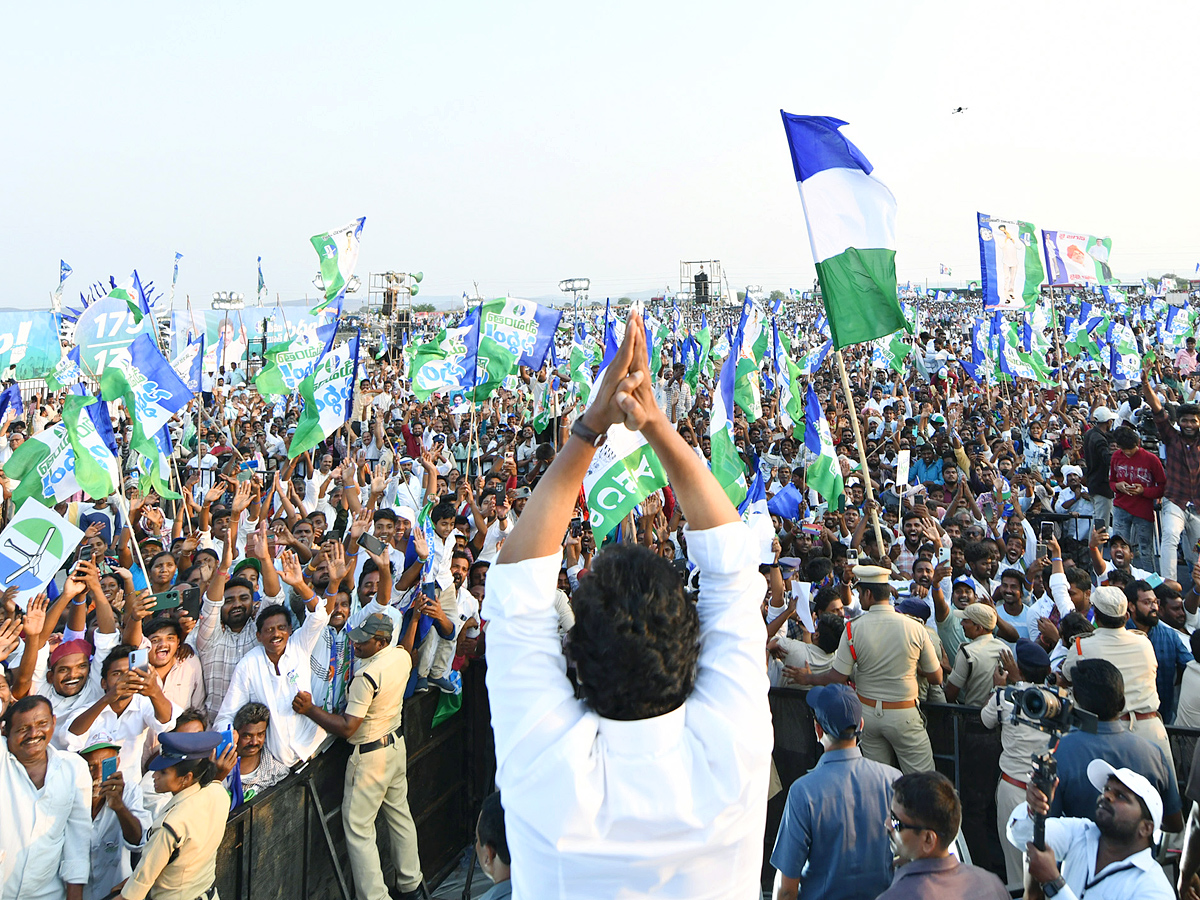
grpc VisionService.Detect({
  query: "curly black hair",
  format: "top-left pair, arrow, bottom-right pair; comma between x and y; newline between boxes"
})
568,543 -> 699,721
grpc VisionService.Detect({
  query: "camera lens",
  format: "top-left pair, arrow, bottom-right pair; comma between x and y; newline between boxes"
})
1020,687 -> 1061,721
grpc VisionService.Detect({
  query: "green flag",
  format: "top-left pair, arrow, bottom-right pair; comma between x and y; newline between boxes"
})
3,424 -> 80,510
61,394 -> 120,501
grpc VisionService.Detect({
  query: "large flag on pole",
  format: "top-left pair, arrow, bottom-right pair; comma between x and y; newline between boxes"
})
289,332 -> 361,458
310,217 -> 366,313
708,334 -> 748,507
780,112 -> 907,348
55,260 -> 72,303
803,384 -> 845,508
99,333 -> 194,465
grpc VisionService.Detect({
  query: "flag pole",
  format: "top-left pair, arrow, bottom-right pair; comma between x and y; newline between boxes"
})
834,348 -> 886,558
76,357 -> 154,581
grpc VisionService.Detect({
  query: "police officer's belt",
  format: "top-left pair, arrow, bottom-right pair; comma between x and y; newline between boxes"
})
358,726 -> 403,754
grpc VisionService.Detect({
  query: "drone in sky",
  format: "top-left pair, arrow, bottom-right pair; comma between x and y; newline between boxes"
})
951,107 -> 968,115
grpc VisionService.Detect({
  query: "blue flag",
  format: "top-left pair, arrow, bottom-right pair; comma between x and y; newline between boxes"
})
767,483 -> 804,521
59,260 -> 72,285
0,384 -> 23,422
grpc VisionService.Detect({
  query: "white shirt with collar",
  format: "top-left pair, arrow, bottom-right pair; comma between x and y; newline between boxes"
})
1006,802 -> 1173,899
64,694 -> 182,781
0,741 -> 92,900
214,600 -> 331,766
33,630 -> 123,747
484,521 -> 772,899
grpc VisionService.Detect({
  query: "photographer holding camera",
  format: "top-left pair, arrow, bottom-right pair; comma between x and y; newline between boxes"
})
1007,759 -> 1173,899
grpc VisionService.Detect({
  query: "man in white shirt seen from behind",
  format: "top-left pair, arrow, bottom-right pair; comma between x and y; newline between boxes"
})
485,316 -> 771,898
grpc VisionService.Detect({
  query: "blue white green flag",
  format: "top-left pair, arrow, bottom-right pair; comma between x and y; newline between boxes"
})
61,392 -> 121,501
289,333 -> 361,458
581,424 -> 669,543
803,385 -> 844,508
99,333 -> 194,465
781,113 -> 907,348
3,424 -> 81,510
709,335 -> 747,507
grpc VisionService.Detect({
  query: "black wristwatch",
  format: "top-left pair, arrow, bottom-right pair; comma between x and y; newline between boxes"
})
1041,875 -> 1066,897
570,418 -> 607,448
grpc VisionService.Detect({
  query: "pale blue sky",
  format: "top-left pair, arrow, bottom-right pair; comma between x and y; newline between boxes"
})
5,1 -> 1197,309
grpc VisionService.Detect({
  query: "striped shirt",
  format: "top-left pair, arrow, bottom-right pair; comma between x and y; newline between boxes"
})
192,598 -> 260,724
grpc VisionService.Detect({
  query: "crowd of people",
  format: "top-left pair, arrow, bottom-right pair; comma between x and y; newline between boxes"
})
3,286 -> 1200,899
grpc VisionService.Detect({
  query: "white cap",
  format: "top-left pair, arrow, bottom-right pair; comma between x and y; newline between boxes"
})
1087,758 -> 1163,841
395,506 -> 416,525
1091,585 -> 1128,618
1092,406 -> 1118,423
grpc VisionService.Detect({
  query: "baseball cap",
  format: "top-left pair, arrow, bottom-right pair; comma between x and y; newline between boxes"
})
1091,586 -> 1128,618
80,741 -> 122,755
232,558 -> 261,578
1092,407 -> 1118,423
1087,758 -> 1163,841
952,575 -> 978,592
807,684 -> 862,739
347,612 -> 395,643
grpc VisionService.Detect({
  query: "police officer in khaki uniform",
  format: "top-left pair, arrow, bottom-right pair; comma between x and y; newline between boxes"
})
120,731 -> 231,900
795,565 -> 942,773
944,603 -> 1008,707
292,613 -> 425,900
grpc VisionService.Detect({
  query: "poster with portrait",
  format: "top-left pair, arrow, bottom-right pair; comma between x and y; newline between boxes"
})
977,213 -> 1044,311
1041,230 -> 1115,287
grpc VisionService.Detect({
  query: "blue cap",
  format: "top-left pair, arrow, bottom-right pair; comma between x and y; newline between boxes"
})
896,599 -> 931,621
149,731 -> 223,771
1014,638 -> 1051,671
807,684 -> 862,738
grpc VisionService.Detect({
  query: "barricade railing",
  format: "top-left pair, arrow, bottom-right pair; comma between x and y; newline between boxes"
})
765,689 -> 1200,887
211,662 -> 494,900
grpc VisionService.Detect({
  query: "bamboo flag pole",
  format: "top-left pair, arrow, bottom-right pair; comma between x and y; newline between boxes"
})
834,348 -> 886,558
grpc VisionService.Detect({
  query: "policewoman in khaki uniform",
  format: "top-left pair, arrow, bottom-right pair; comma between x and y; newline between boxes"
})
794,565 -> 942,773
120,731 -> 230,900
292,612 -> 425,900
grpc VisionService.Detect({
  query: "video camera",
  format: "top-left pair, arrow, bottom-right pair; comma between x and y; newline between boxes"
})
1005,685 -> 1098,850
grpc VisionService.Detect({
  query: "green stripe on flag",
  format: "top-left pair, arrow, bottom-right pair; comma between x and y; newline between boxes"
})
815,248 -> 908,349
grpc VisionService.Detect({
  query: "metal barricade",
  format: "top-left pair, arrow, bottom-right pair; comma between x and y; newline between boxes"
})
213,662 -> 494,900
766,689 -> 1200,888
